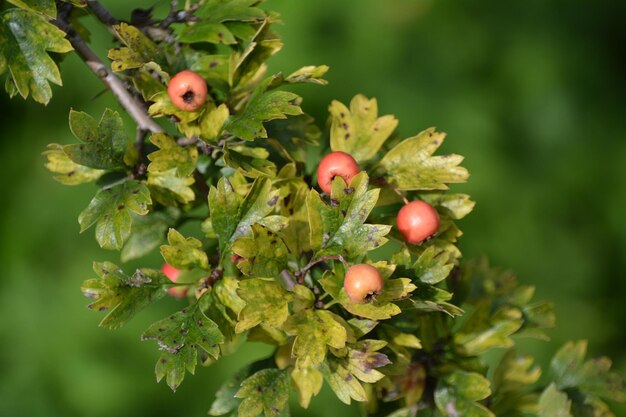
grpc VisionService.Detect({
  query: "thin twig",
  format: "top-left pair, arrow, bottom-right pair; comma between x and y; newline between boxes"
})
193,170 -> 210,201
299,255 -> 349,278
52,18 -> 162,134
87,0 -> 120,27
280,269 -> 296,291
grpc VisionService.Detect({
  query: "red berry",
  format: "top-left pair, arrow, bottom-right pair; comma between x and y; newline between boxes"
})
343,264 -> 384,304
161,263 -> 187,299
167,70 -> 208,112
396,200 -> 440,245
317,151 -> 360,194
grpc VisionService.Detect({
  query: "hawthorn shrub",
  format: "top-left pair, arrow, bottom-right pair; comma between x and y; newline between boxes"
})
2,0 -> 624,416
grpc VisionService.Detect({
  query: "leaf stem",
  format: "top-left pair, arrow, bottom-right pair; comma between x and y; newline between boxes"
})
53,6 -> 162,134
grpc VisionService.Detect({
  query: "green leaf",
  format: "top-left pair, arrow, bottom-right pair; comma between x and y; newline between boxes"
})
435,371 -> 495,417
491,349 -> 541,417
225,77 -> 303,141
147,168 -> 196,205
329,95 -> 398,163
538,384 -> 572,417
232,224 -> 289,278
209,176 -> 280,254
209,365 -> 251,416
291,366 -> 324,409
235,368 -> 291,417
307,173 -> 391,259
345,339 -> 390,383
195,0 -> 266,23
108,23 -> 162,71
376,127 -> 469,191
279,178 -> 312,256
266,114 -> 321,163
284,309 -> 347,368
43,143 -> 105,185
0,9 -> 72,104
160,228 -> 209,270
64,109 -> 130,170
78,180 -> 151,250
230,19 -> 282,87
223,145 -> 277,178
409,284 -> 464,317
322,358 -> 367,404
421,193 -> 476,220
413,246 -> 454,285
235,278 -> 292,333
142,301 -> 224,391
284,65 -> 329,85
455,304 -> 523,356
147,133 -> 198,177
174,22 -> 237,45
121,211 -> 171,262
7,0 -> 56,17
199,103 -> 230,142
550,340 -> 626,403
81,262 -> 167,329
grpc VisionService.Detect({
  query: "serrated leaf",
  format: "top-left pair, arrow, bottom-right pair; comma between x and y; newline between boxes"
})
230,19 -> 282,87
279,179 -> 312,256
160,228 -> 209,270
435,371 -> 495,417
108,22 -> 162,71
209,176 -> 279,254
223,145 -> 277,178
538,384 -> 572,417
285,309 -> 347,369
236,368 -> 291,417
232,224 -> 289,278
225,77 -> 303,141
199,103 -> 230,142
0,9 -> 72,104
121,211 -> 171,262
142,300 -> 224,391
376,127 -> 469,191
345,339 -> 390,383
43,143 -> 105,185
81,262 -> 167,329
147,133 -> 198,177
148,168 -> 196,205
494,349 -> 541,392
322,358 -> 367,404
209,365 -> 251,416
292,366 -> 323,408
280,65 -> 329,86
455,305 -> 523,356
7,0 -> 56,17
409,284 -> 464,317
266,114 -> 321,163
308,173 -> 390,259
195,0 -> 266,23
235,278 -> 292,333
413,246 -> 454,284
329,95 -> 398,162
421,193 -> 476,220
174,22 -> 236,45
64,109 -> 130,170
550,341 -> 626,403
78,180 -> 151,250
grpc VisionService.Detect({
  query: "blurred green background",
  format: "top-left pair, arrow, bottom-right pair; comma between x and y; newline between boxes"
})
1,0 -> 625,416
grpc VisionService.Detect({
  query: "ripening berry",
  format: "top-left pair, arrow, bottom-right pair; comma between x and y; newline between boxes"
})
343,263 -> 384,304
317,151 -> 360,194
396,200 -> 440,245
161,263 -> 188,299
167,70 -> 208,111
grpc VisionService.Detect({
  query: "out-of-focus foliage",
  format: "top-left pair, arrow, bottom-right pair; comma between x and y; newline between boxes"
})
0,0 -> 625,416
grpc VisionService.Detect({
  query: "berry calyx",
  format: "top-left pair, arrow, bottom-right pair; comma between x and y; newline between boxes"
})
167,70 -> 208,112
396,200 -> 440,245
343,263 -> 384,304
317,151 -> 360,194
161,263 -> 188,299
